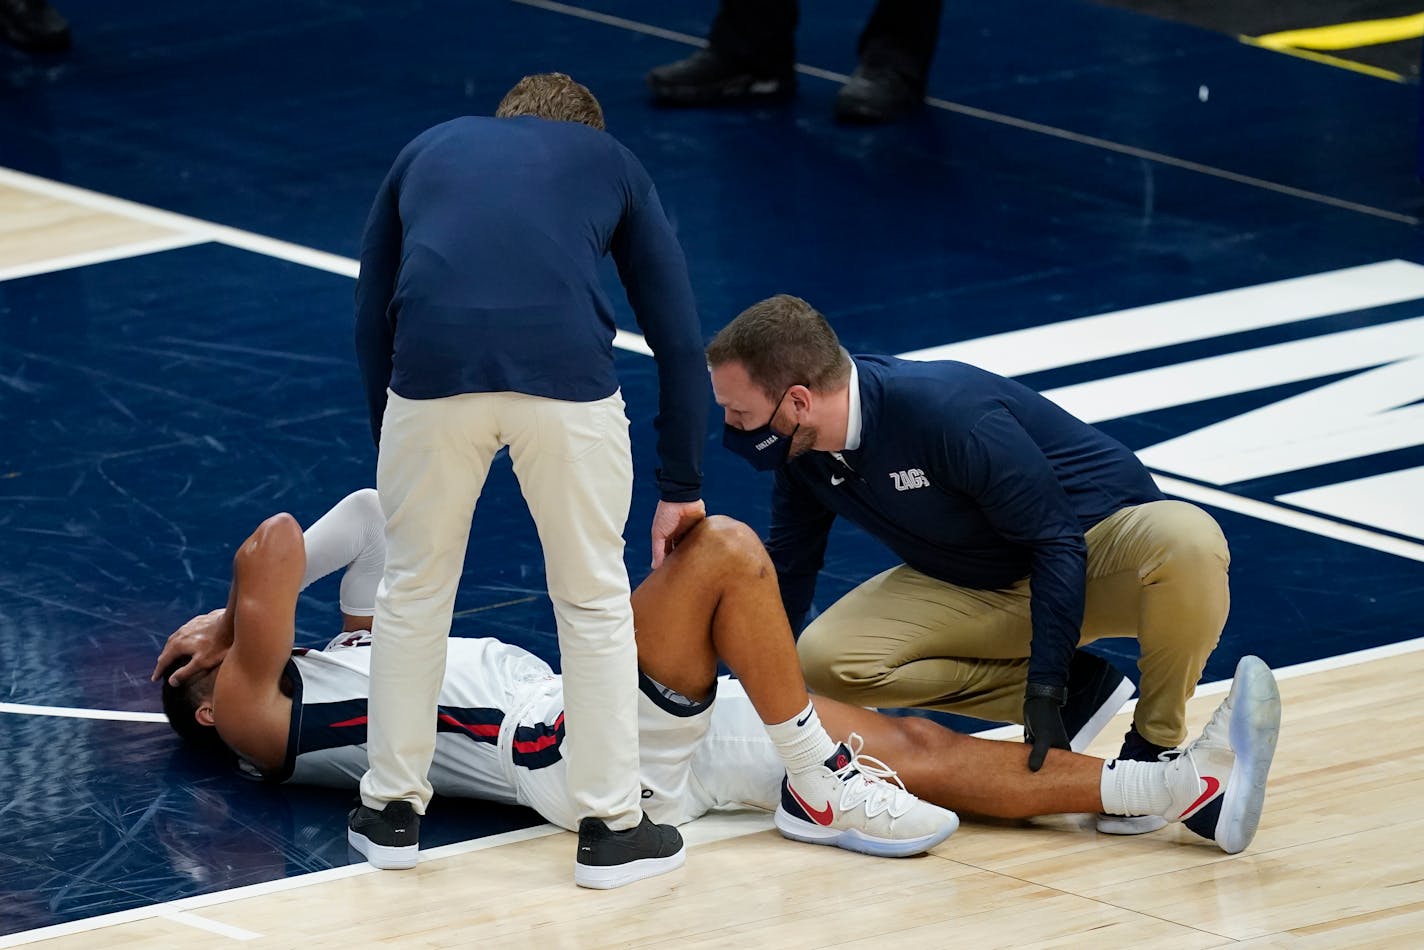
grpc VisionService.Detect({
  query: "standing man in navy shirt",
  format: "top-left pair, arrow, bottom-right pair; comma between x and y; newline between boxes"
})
351,73 -> 707,888
707,295 -> 1230,836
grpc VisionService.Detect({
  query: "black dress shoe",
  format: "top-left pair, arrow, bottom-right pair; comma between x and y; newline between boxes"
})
646,48 -> 796,105
0,0 -> 71,52
833,59 -> 924,124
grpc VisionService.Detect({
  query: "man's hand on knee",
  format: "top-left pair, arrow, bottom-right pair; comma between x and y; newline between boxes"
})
650,499 -> 706,570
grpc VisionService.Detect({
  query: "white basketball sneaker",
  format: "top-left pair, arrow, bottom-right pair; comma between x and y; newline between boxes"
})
1161,655 -> 1282,854
774,733 -> 959,857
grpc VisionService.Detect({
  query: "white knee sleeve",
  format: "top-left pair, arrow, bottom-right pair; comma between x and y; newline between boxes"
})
300,488 -> 386,616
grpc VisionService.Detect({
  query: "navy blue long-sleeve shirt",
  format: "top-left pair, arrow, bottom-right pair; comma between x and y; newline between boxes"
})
353,115 -> 705,501
768,355 -> 1164,689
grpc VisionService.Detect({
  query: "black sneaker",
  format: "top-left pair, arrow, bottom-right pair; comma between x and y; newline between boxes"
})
574,814 -> 686,889
0,0 -> 70,53
832,53 -> 924,124
1061,651 -> 1136,751
1097,724 -> 1178,835
348,801 -> 420,870
646,48 -> 796,105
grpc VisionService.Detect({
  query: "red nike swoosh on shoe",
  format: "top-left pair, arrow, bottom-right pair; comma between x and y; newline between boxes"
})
1181,776 -> 1221,819
788,786 -> 835,826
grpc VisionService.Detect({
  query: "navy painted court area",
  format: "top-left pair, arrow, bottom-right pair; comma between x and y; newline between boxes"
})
1,0 -> 1420,936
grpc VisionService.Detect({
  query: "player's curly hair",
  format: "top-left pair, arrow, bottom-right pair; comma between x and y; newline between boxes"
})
160,658 -> 230,758
495,72 -> 605,130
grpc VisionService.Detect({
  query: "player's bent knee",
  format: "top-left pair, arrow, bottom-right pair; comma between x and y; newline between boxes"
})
690,515 -> 771,571
347,487 -> 382,518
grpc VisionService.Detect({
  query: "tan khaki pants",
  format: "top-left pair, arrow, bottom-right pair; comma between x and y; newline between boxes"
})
360,389 -> 642,830
796,500 -> 1229,746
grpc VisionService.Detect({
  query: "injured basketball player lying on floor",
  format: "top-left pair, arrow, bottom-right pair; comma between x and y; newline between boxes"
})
154,490 -> 1280,872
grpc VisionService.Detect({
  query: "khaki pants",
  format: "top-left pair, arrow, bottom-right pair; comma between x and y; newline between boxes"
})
796,501 -> 1229,747
360,389 -> 642,830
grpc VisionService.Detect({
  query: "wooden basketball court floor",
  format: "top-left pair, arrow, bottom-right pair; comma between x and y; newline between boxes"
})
2,0 -> 1423,945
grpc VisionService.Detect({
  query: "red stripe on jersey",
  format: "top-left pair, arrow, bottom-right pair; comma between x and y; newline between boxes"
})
438,712 -> 501,738
513,713 -> 564,753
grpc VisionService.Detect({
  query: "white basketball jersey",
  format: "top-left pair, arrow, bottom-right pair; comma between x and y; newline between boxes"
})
264,632 -> 561,807
253,631 -> 787,831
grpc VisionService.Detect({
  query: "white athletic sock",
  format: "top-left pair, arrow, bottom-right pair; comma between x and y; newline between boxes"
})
1100,759 -> 1174,816
765,701 -> 839,775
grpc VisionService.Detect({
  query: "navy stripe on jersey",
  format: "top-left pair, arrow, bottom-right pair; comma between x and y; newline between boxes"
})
638,669 -> 717,718
511,713 -> 565,770
290,700 -> 506,755
297,696 -> 370,753
273,658 -> 305,782
435,707 -> 503,743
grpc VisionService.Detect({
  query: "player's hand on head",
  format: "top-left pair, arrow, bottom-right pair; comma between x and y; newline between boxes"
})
650,498 -> 706,570
151,608 -> 233,686
1023,693 -> 1071,772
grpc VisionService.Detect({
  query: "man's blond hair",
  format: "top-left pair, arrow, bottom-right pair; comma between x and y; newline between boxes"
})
495,72 -> 605,130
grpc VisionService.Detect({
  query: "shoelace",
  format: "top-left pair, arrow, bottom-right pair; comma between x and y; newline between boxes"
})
833,733 -> 917,818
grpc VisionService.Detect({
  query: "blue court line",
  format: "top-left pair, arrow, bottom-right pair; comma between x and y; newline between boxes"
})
509,0 -> 1418,227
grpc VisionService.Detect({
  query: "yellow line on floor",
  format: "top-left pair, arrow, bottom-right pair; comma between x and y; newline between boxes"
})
1238,36 -> 1405,81
1254,12 -> 1424,50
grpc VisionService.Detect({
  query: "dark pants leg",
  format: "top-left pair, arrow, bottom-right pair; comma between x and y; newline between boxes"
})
858,0 -> 945,82
708,0 -> 798,72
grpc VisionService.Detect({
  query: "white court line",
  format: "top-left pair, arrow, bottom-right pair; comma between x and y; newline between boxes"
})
0,702 -> 167,723
0,165 -> 653,354
509,0 -> 1418,226
6,636 -> 1422,948
0,233 -> 210,283
0,167 -> 358,280
161,912 -> 260,942
1153,475 -> 1424,564
898,260 -> 1424,377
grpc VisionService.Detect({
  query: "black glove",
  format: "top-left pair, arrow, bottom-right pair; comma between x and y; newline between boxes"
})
1023,688 -> 1070,772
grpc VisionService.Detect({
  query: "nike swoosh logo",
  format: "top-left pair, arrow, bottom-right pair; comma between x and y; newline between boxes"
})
1181,775 -> 1221,818
830,475 -> 845,486
788,785 -> 835,826
795,712 -> 812,727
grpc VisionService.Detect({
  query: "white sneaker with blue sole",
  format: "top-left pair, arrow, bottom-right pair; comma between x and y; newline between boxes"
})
775,733 -> 959,858
1164,655 -> 1282,853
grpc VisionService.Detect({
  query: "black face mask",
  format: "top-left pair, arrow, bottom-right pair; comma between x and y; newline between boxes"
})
722,387 -> 800,471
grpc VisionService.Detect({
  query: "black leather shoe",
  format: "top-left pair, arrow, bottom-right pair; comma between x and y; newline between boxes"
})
646,48 -> 796,105
833,58 -> 924,124
0,0 -> 71,53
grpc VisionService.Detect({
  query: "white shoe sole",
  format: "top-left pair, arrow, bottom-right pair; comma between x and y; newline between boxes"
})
773,806 -> 960,857
1214,655 -> 1281,854
1096,813 -> 1168,835
1071,677 -> 1137,752
574,846 -> 686,889
348,828 -> 418,870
